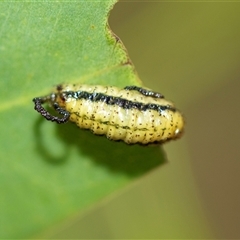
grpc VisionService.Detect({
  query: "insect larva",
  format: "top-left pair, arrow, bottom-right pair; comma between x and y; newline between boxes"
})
33,84 -> 184,144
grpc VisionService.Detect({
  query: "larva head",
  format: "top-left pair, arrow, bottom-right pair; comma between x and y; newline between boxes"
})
49,84 -> 72,108
52,84 -> 66,107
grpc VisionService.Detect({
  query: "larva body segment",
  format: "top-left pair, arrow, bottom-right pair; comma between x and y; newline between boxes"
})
33,84 -> 184,144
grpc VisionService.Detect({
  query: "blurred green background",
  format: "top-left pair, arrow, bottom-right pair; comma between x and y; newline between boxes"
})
109,1 -> 240,238
56,1 -> 240,238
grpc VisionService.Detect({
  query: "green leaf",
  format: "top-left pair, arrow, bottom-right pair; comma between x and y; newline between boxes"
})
0,1 -> 165,238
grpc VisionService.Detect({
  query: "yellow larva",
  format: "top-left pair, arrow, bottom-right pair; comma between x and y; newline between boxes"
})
33,84 -> 184,144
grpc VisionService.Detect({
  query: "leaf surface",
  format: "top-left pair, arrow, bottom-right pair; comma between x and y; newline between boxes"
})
0,1 -> 165,238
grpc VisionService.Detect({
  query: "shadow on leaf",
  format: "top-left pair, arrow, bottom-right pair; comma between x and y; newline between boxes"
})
34,117 -> 167,176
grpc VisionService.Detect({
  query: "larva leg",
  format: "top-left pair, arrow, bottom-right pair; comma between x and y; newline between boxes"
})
124,86 -> 164,99
33,97 -> 70,124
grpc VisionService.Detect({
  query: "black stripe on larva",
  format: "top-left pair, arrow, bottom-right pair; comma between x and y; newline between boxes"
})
124,86 -> 164,98
62,91 -> 176,113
